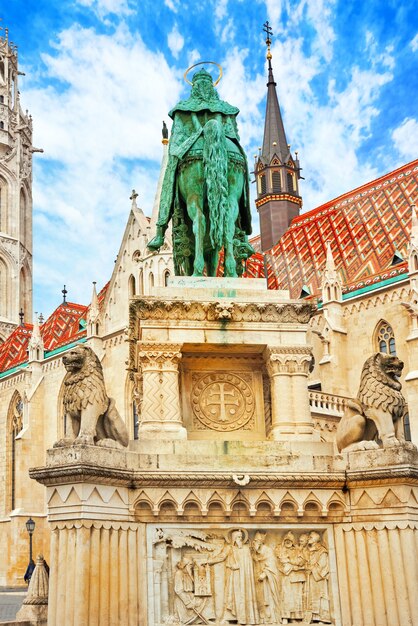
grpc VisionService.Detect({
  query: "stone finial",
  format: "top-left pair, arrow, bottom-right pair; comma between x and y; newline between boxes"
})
23,554 -> 49,606
28,313 -> 44,362
321,241 -> 342,304
16,554 -> 49,623
325,241 -> 336,275
87,282 -> 100,325
130,189 -> 139,210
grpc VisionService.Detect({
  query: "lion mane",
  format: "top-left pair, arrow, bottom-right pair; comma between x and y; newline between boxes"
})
55,344 -> 129,448
336,352 -> 406,452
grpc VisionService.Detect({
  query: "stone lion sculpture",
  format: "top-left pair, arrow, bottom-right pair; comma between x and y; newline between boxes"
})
54,344 -> 129,448
336,352 -> 407,452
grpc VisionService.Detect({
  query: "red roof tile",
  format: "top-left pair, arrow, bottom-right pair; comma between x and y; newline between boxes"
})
246,159 -> 418,297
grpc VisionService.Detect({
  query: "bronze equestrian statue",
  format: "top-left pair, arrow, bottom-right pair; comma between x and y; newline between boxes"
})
148,66 -> 254,277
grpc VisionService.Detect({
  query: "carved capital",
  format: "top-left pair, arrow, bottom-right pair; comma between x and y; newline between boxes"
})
264,346 -> 313,375
138,343 -> 182,371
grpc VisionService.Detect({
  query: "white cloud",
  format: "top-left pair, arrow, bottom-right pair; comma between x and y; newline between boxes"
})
411,33 -> 418,52
164,0 -> 179,11
392,118 -> 418,161
75,0 -> 133,18
215,0 -> 228,21
167,24 -> 185,59
26,23 -> 182,312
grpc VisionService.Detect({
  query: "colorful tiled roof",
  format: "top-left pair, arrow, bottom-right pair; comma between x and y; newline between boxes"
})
245,158 -> 418,297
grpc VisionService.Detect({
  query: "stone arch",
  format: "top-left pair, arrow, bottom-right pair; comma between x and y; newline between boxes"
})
6,391 -> 23,511
128,274 -> 136,298
138,269 -> 144,294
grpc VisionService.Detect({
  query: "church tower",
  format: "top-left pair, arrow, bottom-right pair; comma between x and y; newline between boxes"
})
0,28 -> 37,341
255,23 -> 303,252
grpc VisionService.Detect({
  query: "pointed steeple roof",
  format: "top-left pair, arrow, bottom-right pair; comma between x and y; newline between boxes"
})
261,49 -> 289,165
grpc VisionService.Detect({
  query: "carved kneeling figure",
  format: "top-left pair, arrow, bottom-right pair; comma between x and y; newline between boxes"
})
54,345 -> 129,448
336,352 -> 407,452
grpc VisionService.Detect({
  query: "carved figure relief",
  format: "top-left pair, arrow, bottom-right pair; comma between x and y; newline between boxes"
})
150,527 -> 334,625
191,373 -> 255,431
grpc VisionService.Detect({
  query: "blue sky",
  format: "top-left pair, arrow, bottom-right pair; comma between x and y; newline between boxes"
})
2,0 -> 418,317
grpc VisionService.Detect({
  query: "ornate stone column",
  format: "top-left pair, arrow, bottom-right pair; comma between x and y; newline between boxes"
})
137,342 -> 187,440
265,346 -> 318,440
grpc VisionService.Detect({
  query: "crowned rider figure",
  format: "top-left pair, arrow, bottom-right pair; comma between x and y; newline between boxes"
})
148,64 -> 254,277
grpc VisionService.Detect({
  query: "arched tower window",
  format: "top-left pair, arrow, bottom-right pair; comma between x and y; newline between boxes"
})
272,171 -> 281,193
287,172 -> 294,193
164,270 -> 170,286
260,174 -> 266,195
375,321 -> 396,355
149,272 -> 154,290
7,392 -> 23,511
0,121 -> 4,130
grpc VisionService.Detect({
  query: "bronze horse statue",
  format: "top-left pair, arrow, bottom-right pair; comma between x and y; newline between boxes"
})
148,67 -> 254,276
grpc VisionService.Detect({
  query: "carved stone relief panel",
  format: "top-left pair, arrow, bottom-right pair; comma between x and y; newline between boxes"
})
147,525 -> 339,626
181,355 -> 266,440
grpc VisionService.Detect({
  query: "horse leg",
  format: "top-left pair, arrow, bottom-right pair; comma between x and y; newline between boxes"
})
206,248 -> 219,277
190,201 -> 206,276
224,169 -> 243,277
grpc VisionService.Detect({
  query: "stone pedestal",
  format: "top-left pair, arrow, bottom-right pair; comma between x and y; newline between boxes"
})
129,277 -> 318,442
30,443 -> 418,626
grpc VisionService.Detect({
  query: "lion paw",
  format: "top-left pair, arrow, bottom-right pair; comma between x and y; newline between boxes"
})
74,434 -> 95,446
344,440 -> 379,452
382,436 -> 403,448
53,437 -> 74,448
96,438 -> 124,449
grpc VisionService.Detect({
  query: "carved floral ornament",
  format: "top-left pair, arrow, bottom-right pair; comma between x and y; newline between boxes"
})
264,346 -> 313,375
130,298 -> 314,324
138,343 -> 183,369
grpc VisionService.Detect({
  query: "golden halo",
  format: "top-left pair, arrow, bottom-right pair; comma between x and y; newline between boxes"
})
226,528 -> 249,544
184,61 -> 223,86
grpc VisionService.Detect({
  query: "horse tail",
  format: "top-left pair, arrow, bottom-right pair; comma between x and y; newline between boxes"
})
202,119 -> 229,249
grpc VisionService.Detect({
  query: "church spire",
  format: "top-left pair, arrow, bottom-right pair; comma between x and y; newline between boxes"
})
255,22 -> 303,252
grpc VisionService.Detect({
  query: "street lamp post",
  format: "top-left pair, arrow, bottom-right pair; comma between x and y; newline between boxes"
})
25,517 -> 35,563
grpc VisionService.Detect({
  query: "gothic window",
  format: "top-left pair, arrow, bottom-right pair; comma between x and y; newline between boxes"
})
0,121 -> 4,129
376,321 -> 396,355
7,392 -> 23,511
149,272 -> 154,289
287,172 -> 294,193
138,270 -> 144,294
272,171 -> 281,193
128,274 -> 136,297
0,95 -> 4,103
164,270 -> 170,286
260,174 -> 266,195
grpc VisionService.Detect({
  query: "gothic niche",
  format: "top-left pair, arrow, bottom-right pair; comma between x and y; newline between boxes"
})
150,527 -> 334,625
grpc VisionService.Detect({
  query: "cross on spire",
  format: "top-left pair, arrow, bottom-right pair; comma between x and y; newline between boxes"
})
263,21 -> 273,46
62,284 -> 68,305
19,308 -> 24,325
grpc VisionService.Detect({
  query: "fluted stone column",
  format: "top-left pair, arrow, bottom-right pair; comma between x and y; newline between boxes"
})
137,342 -> 187,440
265,346 -> 318,440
